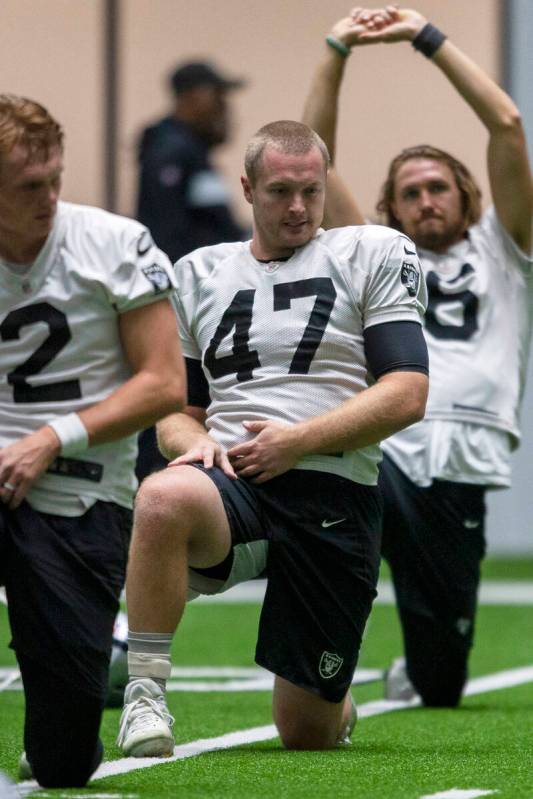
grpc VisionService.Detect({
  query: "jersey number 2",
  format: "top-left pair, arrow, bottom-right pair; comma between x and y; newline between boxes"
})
204,278 -> 337,382
1,302 -> 82,403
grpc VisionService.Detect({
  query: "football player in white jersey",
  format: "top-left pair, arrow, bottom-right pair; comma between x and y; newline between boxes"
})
302,6 -> 533,706
117,119 -> 429,757
0,95 -> 186,787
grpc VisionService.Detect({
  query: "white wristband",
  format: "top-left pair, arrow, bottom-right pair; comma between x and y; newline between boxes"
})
48,412 -> 89,456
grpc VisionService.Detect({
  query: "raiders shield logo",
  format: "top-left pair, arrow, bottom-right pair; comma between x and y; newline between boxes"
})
319,651 -> 344,679
401,262 -> 419,297
142,264 -> 172,294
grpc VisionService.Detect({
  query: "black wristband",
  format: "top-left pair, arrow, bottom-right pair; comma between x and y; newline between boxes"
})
412,22 -> 447,58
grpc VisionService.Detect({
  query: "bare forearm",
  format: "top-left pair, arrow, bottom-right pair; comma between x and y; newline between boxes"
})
432,40 -> 520,133
430,34 -> 532,249
292,372 -> 428,457
302,45 -> 348,162
77,370 -> 184,447
156,410 -> 209,460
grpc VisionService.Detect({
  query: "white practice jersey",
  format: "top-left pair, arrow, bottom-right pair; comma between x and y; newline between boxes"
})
174,225 -> 426,485
0,201 -> 177,513
383,207 -> 533,486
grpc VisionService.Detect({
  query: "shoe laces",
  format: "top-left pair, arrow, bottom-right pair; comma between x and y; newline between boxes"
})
117,694 -> 174,746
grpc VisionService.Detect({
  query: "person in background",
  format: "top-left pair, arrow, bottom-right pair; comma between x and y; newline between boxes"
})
136,59 -> 248,480
302,5 -> 533,707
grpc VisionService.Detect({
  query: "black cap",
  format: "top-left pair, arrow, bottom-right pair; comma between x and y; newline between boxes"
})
170,61 -> 246,95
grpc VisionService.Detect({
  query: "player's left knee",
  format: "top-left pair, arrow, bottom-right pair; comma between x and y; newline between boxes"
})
419,676 -> 465,708
34,762 -> 92,789
31,739 -> 102,788
276,717 -> 338,751
414,663 -> 466,708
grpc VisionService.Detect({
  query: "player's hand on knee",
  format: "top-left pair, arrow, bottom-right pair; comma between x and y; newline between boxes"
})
168,440 -> 237,479
0,427 -> 61,509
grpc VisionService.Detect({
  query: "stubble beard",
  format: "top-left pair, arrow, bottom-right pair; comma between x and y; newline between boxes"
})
412,218 -> 466,253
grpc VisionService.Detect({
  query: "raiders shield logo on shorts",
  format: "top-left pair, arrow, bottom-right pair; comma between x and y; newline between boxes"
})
400,262 -> 419,297
319,651 -> 344,679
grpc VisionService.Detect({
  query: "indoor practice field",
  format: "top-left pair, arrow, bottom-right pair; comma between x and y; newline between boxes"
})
0,557 -> 532,799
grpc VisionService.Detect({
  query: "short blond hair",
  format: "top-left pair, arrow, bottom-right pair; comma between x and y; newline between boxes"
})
0,94 -> 64,175
244,120 -> 330,185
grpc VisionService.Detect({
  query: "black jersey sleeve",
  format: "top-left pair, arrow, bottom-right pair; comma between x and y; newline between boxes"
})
186,357 -> 210,408
363,320 -> 429,380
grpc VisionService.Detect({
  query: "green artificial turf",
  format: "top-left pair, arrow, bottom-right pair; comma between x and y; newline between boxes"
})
0,558 -> 532,797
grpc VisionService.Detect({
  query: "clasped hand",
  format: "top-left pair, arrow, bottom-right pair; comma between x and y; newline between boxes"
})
0,426 -> 61,509
169,419 -> 302,484
331,5 -> 426,48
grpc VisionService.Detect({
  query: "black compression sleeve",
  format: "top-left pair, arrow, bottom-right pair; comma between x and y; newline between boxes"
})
363,321 -> 429,379
185,357 -> 210,408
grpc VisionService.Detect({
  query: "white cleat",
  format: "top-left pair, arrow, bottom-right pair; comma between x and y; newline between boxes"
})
384,657 -> 418,701
337,694 -> 358,745
18,751 -> 32,780
117,678 -> 175,758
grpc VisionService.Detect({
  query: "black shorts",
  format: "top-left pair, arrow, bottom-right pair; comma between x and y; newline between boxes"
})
193,466 -> 382,703
379,453 -> 487,632
0,500 -> 132,697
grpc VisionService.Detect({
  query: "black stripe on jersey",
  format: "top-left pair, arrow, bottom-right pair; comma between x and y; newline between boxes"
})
186,357 -> 210,408
47,457 -> 103,482
364,320 -> 429,380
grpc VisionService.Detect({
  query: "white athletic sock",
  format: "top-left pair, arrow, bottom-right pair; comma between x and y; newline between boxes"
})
127,631 -> 172,690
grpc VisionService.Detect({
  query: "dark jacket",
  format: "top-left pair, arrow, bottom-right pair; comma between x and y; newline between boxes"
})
137,117 -> 246,263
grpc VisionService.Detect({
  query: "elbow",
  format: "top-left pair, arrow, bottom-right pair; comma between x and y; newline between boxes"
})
408,396 -> 427,425
399,400 -> 426,431
168,377 -> 187,415
157,374 -> 187,417
401,375 -> 429,428
495,106 -> 524,135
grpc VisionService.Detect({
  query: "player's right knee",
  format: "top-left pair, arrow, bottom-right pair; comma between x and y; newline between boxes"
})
134,470 -> 205,546
135,471 -> 183,522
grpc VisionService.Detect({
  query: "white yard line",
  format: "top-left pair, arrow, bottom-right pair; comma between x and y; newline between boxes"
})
0,666 -> 384,694
420,791 -> 497,799
165,667 -> 383,693
33,794 -> 138,799
191,580 -> 533,606
0,668 -> 20,693
16,661 -> 531,793
2,582 -> 533,611
94,724 -> 279,781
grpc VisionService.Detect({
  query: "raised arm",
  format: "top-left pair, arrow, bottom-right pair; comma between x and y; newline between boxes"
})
302,15 -> 378,228
356,5 -> 533,253
301,17 -> 354,163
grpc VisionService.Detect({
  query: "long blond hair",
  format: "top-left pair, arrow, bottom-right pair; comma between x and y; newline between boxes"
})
377,144 -> 482,230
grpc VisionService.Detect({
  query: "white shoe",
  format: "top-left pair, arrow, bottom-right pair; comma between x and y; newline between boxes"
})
18,751 -> 32,780
336,694 -> 358,745
117,678 -> 175,758
384,657 -> 417,701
